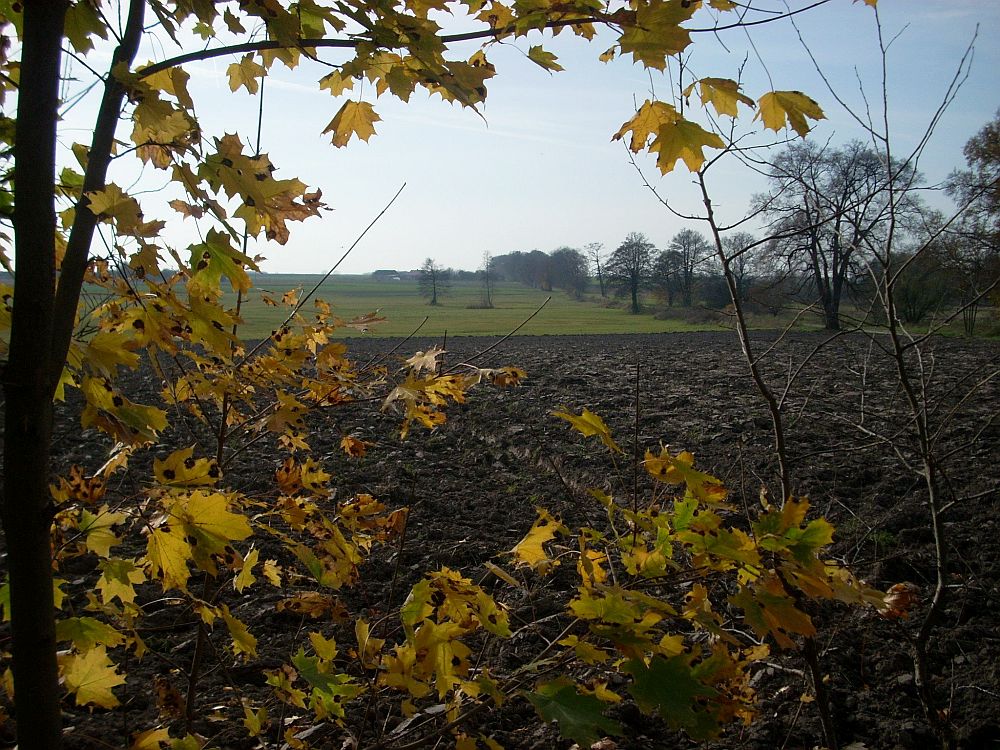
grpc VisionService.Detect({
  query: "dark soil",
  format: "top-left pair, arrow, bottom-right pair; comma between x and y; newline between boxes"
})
7,331 -> 1000,749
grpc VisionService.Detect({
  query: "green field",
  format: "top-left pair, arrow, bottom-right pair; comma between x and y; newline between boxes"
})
233,274 -> 718,339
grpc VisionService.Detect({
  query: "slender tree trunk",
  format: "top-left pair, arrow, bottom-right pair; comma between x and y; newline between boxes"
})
2,3 -> 70,748
51,0 -> 146,375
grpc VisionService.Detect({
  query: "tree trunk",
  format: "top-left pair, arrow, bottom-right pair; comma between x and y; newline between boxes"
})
2,2 -> 70,748
823,298 -> 841,330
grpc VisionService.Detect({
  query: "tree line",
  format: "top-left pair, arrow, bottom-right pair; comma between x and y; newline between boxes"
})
426,124 -> 998,332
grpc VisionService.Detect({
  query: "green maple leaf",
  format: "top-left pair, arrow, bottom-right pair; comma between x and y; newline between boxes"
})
753,498 -> 834,563
756,90 -> 825,136
527,678 -> 623,747
224,8 -> 247,34
399,577 -> 434,638
291,648 -> 361,696
625,654 -> 721,739
618,0 -> 695,70
189,228 -> 255,293
570,587 -> 643,624
56,617 -> 125,651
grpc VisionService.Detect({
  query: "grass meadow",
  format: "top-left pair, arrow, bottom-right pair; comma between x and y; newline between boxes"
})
232,274 -> 716,339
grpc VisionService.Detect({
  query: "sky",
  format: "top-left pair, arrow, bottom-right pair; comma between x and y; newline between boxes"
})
61,1 -> 1000,274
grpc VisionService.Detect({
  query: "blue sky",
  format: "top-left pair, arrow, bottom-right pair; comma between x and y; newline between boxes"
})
63,1 -> 1000,274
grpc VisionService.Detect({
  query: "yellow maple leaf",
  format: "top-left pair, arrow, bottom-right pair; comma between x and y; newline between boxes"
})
85,331 -> 140,378
50,465 -> 106,506
323,100 -> 381,148
79,506 -> 129,557
577,538 -> 608,589
299,458 -> 330,492
527,45 -> 563,72
650,117 -> 725,173
129,728 -> 172,750
644,448 -> 728,504
730,575 -> 817,649
319,69 -> 354,96
309,631 -> 339,660
475,0 -> 514,30
235,547 -> 259,592
683,77 -> 755,118
172,491 -> 252,569
221,604 -> 257,659
62,646 -> 125,708
153,446 -> 221,487
188,228 -> 255,293
98,558 -> 146,605
143,65 -> 194,110
145,527 -> 192,591
80,375 -> 168,445
228,53 -> 266,94
756,90 -> 825,137
263,559 -> 283,586
86,183 -> 143,233
613,99 -> 678,153
406,347 -> 444,373
510,508 -> 567,569
552,407 -> 622,453
276,591 -> 346,619
340,435 -> 368,458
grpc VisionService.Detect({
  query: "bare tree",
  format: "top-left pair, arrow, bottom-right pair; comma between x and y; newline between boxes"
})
668,228 -> 711,307
651,247 -> 682,307
479,250 -> 495,308
585,241 -> 608,297
605,232 -> 655,314
756,140 -> 914,330
721,231 -> 758,303
419,258 -> 450,305
945,110 -> 1000,333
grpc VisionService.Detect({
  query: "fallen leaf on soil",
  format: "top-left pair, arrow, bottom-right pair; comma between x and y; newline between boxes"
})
881,582 -> 919,619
